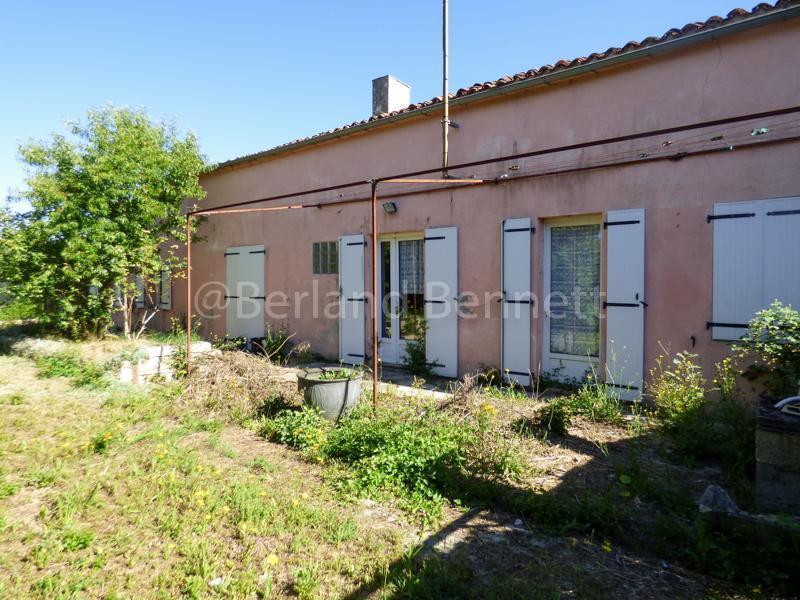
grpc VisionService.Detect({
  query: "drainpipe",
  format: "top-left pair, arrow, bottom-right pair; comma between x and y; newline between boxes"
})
370,180 -> 379,412
442,0 -> 450,176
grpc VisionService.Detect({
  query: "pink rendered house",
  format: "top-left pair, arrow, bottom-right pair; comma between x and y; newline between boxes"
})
148,2 -> 800,398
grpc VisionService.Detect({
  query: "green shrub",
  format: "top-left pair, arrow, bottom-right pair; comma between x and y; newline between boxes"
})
736,300 -> 800,398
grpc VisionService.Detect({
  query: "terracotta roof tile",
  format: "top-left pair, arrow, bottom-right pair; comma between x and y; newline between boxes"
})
212,1 -> 799,170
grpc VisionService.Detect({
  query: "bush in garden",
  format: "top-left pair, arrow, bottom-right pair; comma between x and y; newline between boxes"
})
649,350 -> 706,431
736,300 -> 800,398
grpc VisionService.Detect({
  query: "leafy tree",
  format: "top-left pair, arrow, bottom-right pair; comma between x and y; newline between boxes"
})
0,107 -> 205,338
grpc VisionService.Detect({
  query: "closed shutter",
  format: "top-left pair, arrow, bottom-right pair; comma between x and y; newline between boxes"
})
338,234 -> 366,365
501,218 -> 534,386
134,274 -> 145,308
424,227 -> 458,378
711,201 -> 762,340
763,197 -> 800,311
604,209 -> 645,401
225,245 -> 265,340
159,269 -> 172,310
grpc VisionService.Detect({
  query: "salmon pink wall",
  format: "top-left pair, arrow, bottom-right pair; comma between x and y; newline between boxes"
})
161,19 -> 800,385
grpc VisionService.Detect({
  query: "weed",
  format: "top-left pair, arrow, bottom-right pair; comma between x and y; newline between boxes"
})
293,563 -> 321,599
34,350 -> 108,389
61,527 -> 94,551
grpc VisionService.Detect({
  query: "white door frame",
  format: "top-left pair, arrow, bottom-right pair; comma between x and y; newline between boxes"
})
542,217 -> 601,382
377,232 -> 424,366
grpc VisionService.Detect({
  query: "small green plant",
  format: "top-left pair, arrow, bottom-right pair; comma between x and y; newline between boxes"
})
569,372 -> 622,424
318,367 -> 359,381
736,301 -> 800,398
256,323 -> 295,364
649,349 -> 706,430
293,563 -> 321,600
535,397 -> 574,435
401,314 -> 430,376
60,528 -> 94,551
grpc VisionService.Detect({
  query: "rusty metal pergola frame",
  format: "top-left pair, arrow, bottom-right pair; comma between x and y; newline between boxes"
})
183,104 -> 800,410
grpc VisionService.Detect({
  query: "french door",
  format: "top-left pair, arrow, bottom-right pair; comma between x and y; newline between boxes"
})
542,219 -> 602,381
378,234 -> 425,365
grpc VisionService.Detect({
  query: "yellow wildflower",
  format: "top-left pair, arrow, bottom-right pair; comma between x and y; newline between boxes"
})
266,554 -> 279,567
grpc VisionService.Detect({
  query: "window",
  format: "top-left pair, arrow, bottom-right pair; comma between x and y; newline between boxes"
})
313,241 -> 338,274
711,197 -> 800,340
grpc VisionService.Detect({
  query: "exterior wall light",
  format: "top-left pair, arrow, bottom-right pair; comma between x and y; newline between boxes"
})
382,201 -> 398,214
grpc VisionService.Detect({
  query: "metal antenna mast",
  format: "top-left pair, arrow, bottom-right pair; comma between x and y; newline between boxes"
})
442,0 -> 450,176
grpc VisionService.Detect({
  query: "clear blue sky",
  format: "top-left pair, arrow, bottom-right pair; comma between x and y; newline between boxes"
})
1,0 -> 741,199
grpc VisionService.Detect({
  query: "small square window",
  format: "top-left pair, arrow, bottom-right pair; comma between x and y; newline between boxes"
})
313,241 -> 338,274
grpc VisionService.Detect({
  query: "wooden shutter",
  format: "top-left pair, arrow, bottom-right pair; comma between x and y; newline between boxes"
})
424,227 -> 458,378
501,218 -> 534,386
134,274 -> 145,308
604,209 -> 645,400
338,234 -> 366,365
159,269 -> 172,310
763,197 -> 800,311
710,201 -> 762,340
225,245 -> 265,340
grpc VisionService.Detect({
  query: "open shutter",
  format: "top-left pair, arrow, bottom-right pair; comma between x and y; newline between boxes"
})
501,218 -> 534,386
711,201 -> 762,340
604,209 -> 645,400
225,245 -> 265,340
763,197 -> 800,312
159,269 -> 172,310
134,274 -> 145,308
424,227 -> 458,377
338,234 -> 366,365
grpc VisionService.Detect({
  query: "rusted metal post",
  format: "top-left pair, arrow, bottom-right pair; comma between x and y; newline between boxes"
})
370,180 -> 379,413
185,214 -> 192,373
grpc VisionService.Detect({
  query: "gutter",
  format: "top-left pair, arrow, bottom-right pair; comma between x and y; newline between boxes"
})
209,4 -> 800,173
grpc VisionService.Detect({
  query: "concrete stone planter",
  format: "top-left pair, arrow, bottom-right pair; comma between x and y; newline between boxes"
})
297,369 -> 362,420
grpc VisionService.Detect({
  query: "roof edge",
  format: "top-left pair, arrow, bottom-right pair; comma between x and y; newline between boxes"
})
206,3 -> 800,175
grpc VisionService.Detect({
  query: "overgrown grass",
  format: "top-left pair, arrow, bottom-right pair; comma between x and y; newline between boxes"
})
33,350 -> 109,389
260,398 -> 523,522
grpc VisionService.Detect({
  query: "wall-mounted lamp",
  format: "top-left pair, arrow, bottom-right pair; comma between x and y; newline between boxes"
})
382,201 -> 398,214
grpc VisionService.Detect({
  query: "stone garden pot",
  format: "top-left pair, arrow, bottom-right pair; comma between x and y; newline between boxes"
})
297,369 -> 362,420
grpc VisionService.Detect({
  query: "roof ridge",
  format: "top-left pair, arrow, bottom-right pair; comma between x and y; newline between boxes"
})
210,0 -> 799,172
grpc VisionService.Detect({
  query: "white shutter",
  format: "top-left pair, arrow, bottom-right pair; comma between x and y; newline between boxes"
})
134,274 -> 145,308
605,209 -> 645,401
338,234 -> 366,365
225,245 -> 265,340
763,197 -> 800,312
424,227 -> 458,377
711,201 -> 762,340
159,269 -> 172,310
501,218 -> 533,386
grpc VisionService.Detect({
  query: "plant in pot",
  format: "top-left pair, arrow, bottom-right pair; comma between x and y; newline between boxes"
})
297,366 -> 363,420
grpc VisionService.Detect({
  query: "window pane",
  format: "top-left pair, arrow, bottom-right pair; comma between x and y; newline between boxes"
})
549,224 -> 601,357
312,243 -> 320,273
398,239 -> 424,341
330,242 -> 338,274
380,241 -> 392,338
